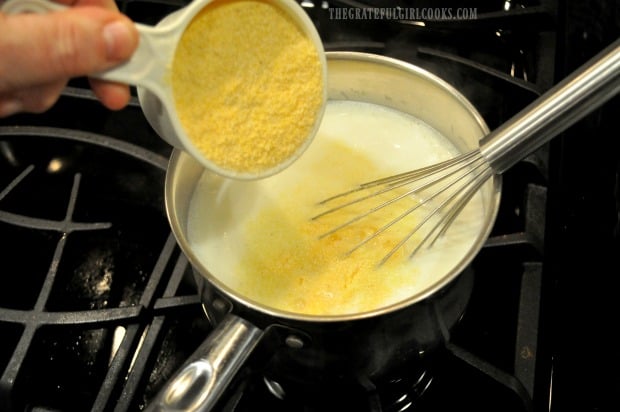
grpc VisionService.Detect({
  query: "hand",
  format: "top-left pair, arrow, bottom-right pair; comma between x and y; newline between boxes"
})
0,0 -> 139,117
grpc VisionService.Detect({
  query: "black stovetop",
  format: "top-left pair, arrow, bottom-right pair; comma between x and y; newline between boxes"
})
1,1 -> 618,411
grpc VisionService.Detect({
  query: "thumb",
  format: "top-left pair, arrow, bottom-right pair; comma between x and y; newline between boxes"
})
0,6 -> 138,89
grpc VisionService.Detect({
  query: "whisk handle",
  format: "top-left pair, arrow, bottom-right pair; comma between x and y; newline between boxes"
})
479,38 -> 620,174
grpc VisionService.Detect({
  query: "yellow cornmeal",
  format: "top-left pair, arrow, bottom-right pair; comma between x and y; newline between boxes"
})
233,140 -> 422,315
171,0 -> 324,174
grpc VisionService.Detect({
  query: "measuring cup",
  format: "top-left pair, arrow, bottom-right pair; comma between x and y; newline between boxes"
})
1,0 -> 328,180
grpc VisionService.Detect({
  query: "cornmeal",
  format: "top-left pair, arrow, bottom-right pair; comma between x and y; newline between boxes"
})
188,101 -> 487,316
234,139 -> 423,314
171,0 -> 324,174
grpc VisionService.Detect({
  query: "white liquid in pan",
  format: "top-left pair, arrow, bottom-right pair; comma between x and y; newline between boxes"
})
187,100 -> 487,316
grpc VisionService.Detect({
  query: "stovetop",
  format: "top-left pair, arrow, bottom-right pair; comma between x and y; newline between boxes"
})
1,1 -> 618,411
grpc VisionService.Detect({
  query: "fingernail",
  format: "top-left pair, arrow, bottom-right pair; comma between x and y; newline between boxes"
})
103,20 -> 135,61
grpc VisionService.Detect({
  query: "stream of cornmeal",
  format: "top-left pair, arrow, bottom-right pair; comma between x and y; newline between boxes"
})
187,101 -> 486,316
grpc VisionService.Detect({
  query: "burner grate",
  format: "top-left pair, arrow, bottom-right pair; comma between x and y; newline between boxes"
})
0,128 -> 209,412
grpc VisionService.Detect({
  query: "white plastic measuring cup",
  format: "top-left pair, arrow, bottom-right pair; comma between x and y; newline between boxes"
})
1,0 -> 328,180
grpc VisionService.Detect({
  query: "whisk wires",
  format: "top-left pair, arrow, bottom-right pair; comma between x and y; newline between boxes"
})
311,149 -> 492,266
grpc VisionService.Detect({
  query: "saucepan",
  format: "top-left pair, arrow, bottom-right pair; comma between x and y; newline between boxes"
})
146,52 -> 501,411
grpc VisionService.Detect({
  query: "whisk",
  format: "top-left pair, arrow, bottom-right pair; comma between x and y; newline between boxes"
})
313,38 -> 620,266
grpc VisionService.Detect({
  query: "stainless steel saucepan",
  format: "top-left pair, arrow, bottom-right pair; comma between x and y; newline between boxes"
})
146,51 -> 501,411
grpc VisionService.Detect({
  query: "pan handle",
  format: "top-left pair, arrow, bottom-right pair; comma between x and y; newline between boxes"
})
146,314 -> 263,412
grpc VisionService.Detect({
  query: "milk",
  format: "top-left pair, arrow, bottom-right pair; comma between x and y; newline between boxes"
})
187,100 -> 486,316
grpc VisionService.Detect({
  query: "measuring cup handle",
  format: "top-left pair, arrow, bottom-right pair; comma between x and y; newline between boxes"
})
92,24 -> 170,96
1,0 -> 170,98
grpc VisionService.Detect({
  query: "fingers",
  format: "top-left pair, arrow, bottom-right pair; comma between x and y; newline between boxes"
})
0,8 -> 138,86
0,6 -> 138,115
0,81 -> 66,116
56,0 -> 119,9
89,78 -> 132,110
72,0 -> 132,110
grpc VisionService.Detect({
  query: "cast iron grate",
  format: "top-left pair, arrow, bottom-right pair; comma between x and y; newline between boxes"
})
0,128 -> 209,412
